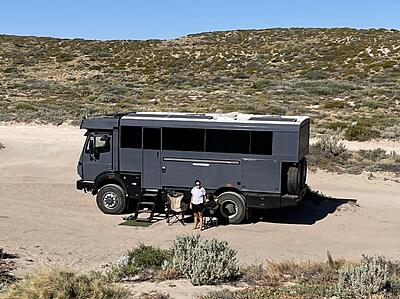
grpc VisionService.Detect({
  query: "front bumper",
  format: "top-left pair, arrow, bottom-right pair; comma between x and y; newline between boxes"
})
76,179 -> 94,191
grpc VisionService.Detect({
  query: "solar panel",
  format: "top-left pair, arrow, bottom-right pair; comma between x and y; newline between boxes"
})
166,114 -> 213,119
249,116 -> 297,122
130,113 -> 168,118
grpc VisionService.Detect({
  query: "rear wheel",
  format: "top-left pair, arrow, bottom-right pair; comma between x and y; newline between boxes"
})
96,184 -> 126,214
217,191 -> 246,224
287,158 -> 307,195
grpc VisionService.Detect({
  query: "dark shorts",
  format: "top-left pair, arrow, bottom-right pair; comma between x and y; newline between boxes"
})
192,203 -> 204,213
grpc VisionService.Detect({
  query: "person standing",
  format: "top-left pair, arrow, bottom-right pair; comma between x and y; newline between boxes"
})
190,179 -> 206,230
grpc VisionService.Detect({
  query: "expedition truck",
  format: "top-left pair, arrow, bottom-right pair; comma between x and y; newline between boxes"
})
76,112 -> 309,224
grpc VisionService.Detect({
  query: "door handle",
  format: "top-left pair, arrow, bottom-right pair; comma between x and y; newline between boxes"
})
161,166 -> 166,171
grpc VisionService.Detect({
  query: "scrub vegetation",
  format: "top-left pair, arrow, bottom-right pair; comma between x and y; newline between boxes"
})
0,28 -> 399,140
2,238 -> 400,299
309,137 -> 400,175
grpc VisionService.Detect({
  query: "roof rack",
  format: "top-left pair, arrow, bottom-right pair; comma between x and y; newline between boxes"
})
83,111 -> 135,119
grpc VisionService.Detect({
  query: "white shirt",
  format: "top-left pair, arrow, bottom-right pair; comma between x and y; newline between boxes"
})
191,186 -> 206,204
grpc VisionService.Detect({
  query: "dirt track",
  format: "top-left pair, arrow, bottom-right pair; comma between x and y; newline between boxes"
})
1,125 -> 400,275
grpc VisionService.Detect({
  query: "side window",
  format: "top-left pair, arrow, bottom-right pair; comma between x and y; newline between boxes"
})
95,135 -> 111,153
121,126 -> 142,148
85,134 -> 110,153
143,128 -> 161,150
250,131 -> 273,155
162,128 -> 205,151
206,129 -> 250,154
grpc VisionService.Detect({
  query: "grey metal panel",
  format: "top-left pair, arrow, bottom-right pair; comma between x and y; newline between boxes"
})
298,122 -> 310,160
241,158 -> 280,193
142,150 -> 161,188
81,134 -> 113,181
272,131 -> 299,160
120,118 -> 301,132
80,118 -> 118,130
119,148 -> 142,172
160,151 -> 241,189
112,128 -> 118,171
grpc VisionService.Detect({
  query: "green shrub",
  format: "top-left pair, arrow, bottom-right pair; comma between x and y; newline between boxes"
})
344,123 -> 380,141
325,121 -> 348,131
115,244 -> 171,278
308,136 -> 349,169
323,100 -> 346,109
14,102 -> 37,111
171,235 -> 239,285
0,268 -> 127,299
358,148 -> 388,161
337,256 -> 393,298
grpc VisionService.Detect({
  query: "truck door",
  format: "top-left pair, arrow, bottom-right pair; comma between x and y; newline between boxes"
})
242,158 -> 280,193
142,128 -> 161,188
82,132 -> 112,181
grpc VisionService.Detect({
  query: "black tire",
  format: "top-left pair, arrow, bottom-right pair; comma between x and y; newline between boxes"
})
287,159 -> 307,195
300,158 -> 307,189
96,184 -> 126,214
217,191 -> 246,224
287,166 -> 301,195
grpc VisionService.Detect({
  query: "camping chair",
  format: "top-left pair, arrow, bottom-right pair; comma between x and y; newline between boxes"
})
166,192 -> 188,226
202,199 -> 219,229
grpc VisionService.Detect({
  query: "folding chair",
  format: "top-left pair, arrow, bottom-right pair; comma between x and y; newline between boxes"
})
202,199 -> 219,229
166,192 -> 188,226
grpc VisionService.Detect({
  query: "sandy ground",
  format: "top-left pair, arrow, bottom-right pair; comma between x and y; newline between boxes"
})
1,125 -> 400,297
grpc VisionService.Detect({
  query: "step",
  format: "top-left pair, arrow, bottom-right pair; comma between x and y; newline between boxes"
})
136,209 -> 152,213
142,193 -> 158,197
140,201 -> 156,205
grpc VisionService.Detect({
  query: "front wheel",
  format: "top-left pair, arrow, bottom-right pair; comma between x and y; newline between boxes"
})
96,184 -> 126,214
217,191 -> 246,224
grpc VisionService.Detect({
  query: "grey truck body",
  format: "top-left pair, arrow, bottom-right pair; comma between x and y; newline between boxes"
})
76,112 -> 310,210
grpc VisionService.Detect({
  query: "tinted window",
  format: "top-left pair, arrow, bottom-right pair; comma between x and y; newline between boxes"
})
120,126 -> 142,148
206,129 -> 250,154
250,131 -> 272,155
162,128 -> 205,151
143,128 -> 161,150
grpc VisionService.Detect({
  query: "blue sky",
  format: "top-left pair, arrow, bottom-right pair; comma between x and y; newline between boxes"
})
1,0 -> 399,40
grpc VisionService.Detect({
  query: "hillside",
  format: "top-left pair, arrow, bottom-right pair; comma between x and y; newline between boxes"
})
1,28 -> 399,140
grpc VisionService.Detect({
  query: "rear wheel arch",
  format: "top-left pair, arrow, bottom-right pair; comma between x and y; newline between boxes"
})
217,191 -> 247,224
213,186 -> 244,198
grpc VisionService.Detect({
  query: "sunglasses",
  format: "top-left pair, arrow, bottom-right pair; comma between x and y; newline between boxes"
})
195,183 -> 200,186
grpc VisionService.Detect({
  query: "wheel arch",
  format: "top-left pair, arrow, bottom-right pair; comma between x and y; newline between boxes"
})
213,186 -> 244,198
93,172 -> 127,195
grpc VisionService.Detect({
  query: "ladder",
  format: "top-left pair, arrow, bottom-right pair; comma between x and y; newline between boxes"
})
131,189 -> 161,222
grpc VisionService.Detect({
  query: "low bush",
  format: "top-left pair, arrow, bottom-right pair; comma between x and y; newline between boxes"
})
171,235 -> 239,285
0,143 -> 4,150
344,123 -> 380,141
323,100 -> 346,109
337,256 -> 393,298
114,244 -> 171,279
358,148 -> 388,161
308,136 -> 349,170
0,268 -> 127,299
0,249 -> 17,291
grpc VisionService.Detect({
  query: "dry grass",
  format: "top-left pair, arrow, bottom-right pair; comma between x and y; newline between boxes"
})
0,268 -> 128,299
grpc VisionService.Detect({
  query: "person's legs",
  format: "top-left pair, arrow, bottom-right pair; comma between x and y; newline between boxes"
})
199,210 -> 204,230
193,211 -> 199,229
